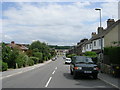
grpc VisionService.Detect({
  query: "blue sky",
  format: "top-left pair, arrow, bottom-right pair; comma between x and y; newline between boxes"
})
1,2 -> 118,45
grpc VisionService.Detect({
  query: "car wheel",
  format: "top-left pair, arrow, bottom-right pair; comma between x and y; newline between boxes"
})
70,69 -> 73,75
73,71 -> 77,79
93,74 -> 98,79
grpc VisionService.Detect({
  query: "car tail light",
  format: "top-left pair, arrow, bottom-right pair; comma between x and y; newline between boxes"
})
74,67 -> 78,70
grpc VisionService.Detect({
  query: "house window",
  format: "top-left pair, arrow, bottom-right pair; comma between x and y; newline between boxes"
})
90,44 -> 92,49
99,39 -> 101,46
86,44 -> 89,49
94,41 -> 96,46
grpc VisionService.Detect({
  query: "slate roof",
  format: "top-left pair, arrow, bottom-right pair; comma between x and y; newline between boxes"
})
84,19 -> 120,45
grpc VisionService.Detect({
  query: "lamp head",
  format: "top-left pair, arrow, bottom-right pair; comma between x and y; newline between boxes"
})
95,8 -> 101,10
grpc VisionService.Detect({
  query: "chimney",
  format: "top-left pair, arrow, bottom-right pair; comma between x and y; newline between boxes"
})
107,19 -> 115,27
91,32 -> 96,37
97,27 -> 104,34
11,41 -> 15,44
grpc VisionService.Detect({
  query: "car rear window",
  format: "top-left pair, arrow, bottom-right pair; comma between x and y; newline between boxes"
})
75,57 -> 93,63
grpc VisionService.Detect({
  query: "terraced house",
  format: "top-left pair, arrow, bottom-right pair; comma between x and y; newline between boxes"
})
82,19 -> 120,55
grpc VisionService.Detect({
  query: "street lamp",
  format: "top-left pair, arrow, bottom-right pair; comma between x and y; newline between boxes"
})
95,8 -> 102,27
95,8 -> 104,72
95,8 -> 103,51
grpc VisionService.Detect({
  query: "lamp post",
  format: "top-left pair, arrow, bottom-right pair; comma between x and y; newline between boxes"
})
95,8 -> 104,72
95,8 -> 103,52
95,8 -> 102,27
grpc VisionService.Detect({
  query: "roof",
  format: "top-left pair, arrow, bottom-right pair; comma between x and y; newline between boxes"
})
83,19 -> 120,45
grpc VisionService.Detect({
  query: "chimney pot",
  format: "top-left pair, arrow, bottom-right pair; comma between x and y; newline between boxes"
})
92,32 -> 96,37
107,19 -> 115,27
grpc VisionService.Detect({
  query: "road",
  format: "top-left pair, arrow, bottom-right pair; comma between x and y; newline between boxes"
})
2,56 -> 118,89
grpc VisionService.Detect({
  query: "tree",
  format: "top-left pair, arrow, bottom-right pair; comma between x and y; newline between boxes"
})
2,42 -> 19,68
29,41 -> 52,62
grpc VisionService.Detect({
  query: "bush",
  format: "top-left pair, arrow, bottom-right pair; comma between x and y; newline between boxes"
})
16,53 -> 29,68
84,51 -> 97,57
33,52 -> 43,63
66,54 -> 77,59
0,60 -> 8,71
30,57 -> 39,64
27,59 -> 34,66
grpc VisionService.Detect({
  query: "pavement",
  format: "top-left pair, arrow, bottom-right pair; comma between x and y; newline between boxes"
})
1,56 -> 120,89
98,72 -> 120,89
1,59 -> 52,79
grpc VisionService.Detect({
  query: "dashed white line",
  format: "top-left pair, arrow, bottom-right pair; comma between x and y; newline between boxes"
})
55,67 -> 57,70
52,70 -> 56,75
45,77 -> 52,87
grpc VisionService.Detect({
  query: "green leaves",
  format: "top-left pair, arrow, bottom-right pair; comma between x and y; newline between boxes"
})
29,40 -> 54,62
104,47 -> 120,64
0,60 -> 8,71
84,51 -> 97,58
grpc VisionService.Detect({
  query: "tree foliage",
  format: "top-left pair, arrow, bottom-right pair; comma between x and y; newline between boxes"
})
2,43 -> 19,68
29,41 -> 54,62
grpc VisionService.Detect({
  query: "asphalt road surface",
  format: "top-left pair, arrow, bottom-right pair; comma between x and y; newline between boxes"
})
2,56 -> 117,88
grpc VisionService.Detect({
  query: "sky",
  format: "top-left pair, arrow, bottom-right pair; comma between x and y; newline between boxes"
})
1,1 -> 119,46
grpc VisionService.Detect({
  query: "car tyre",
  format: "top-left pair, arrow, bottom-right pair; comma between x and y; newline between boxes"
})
73,71 -> 77,79
93,74 -> 98,79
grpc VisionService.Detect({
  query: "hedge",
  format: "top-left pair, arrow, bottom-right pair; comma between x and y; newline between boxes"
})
30,57 -> 39,64
104,47 -> 120,64
66,54 -> 77,59
27,59 -> 34,66
33,52 -> 43,63
0,60 -> 8,71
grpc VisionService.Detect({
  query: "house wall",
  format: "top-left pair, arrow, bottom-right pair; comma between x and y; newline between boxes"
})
104,25 -> 119,47
92,39 -> 103,50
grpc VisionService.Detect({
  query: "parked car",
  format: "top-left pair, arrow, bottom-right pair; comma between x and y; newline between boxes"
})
63,56 -> 66,59
70,56 -> 99,79
52,57 -> 57,61
65,58 -> 71,64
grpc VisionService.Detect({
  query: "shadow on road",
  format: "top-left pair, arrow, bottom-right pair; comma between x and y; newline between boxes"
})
63,72 -> 96,80
63,73 -> 106,88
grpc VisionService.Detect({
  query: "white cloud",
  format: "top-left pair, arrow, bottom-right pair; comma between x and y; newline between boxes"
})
101,2 -> 118,20
2,2 -> 118,45
2,0 -> 119,2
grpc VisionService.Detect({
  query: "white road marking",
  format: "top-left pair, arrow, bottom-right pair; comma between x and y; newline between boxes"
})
55,67 -> 57,70
45,77 -> 52,87
52,70 -> 55,75
99,77 -> 119,89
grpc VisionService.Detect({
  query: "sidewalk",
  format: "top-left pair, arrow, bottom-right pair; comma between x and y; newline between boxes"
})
98,72 -> 120,89
0,60 -> 52,79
